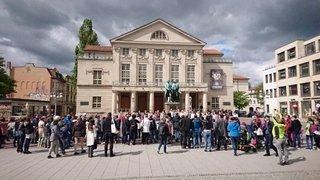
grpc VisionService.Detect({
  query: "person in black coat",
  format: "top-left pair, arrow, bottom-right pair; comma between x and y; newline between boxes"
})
129,114 -> 139,145
17,118 -> 26,153
101,113 -> 119,157
23,118 -> 33,154
180,114 -> 192,149
263,115 -> 278,156
291,115 -> 302,148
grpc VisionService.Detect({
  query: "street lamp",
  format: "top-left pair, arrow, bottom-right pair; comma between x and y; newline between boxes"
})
50,92 -> 63,116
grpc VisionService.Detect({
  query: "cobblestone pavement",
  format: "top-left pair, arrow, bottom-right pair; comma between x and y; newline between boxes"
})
0,142 -> 319,180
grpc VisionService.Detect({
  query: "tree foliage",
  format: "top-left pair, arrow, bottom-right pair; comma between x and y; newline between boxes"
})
233,91 -> 250,110
0,68 -> 16,98
71,19 -> 99,84
254,83 -> 264,106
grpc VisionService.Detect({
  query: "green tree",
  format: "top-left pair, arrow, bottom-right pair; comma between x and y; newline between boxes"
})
254,83 -> 264,106
233,91 -> 250,110
0,68 -> 15,98
71,19 -> 99,84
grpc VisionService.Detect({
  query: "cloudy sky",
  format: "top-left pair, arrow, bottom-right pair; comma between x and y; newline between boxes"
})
0,0 -> 319,85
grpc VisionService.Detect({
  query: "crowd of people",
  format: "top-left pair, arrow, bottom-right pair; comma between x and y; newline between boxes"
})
0,108 -> 320,166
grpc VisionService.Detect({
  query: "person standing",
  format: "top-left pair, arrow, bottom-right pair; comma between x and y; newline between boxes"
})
172,113 -> 181,143
291,115 -> 302,148
129,114 -> 139,145
87,118 -> 96,158
227,117 -> 240,156
17,119 -> 26,153
180,114 -> 192,149
192,114 -> 202,148
37,117 -> 45,147
157,118 -> 170,154
263,115 -> 278,156
73,117 -> 86,155
216,114 -> 227,151
48,116 -> 61,158
272,114 -> 289,165
23,118 -> 33,154
101,113 -> 116,157
141,114 -> 150,144
203,115 -> 213,152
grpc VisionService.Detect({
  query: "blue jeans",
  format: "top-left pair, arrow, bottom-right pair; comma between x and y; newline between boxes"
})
230,136 -> 239,155
306,135 -> 314,149
174,130 -> 181,141
193,129 -> 201,147
292,132 -> 301,148
150,130 -> 157,143
203,130 -> 211,151
158,136 -> 167,153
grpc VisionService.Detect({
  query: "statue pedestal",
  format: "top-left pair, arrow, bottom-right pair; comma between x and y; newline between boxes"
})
164,102 -> 180,112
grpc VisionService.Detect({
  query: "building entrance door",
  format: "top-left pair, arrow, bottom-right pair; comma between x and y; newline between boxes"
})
120,93 -> 131,111
190,93 -> 198,110
137,92 -> 148,112
154,92 -> 164,112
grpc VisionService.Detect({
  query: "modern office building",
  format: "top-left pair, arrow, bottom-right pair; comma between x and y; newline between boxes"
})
76,19 -> 234,115
263,65 -> 278,115
264,35 -> 320,118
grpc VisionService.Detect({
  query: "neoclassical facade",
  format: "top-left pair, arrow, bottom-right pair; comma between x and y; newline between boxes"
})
76,19 -> 233,114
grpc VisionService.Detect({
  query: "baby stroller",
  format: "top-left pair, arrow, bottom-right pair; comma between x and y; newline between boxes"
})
238,126 -> 257,153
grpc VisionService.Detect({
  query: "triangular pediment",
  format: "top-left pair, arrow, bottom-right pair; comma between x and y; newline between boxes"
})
110,19 -> 206,45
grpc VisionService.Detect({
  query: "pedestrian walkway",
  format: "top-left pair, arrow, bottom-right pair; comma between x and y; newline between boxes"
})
0,143 -> 319,179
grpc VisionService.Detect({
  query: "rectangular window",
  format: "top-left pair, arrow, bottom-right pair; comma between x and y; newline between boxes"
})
171,49 -> 178,57
139,48 -> 146,56
121,48 -> 129,56
155,49 -> 162,57
155,64 -> 163,85
93,70 -> 102,85
269,74 -> 272,83
313,59 -> 320,75
270,89 -> 273,98
288,66 -> 297,77
279,86 -> 287,96
170,65 -> 179,82
274,88 -> 277,98
212,97 -> 219,109
138,64 -> 147,84
265,75 -> 268,83
314,81 -> 320,96
305,42 -> 315,56
273,73 -> 276,82
121,64 -> 130,84
266,90 -> 269,98
278,69 -> 286,79
300,82 -> 311,97
300,62 -> 310,77
289,84 -> 298,95
92,96 -> 101,109
186,65 -> 195,84
278,52 -> 285,62
187,50 -> 195,58
287,47 -> 296,59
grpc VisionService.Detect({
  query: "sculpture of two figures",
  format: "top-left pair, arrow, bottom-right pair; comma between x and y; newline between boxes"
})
165,80 -> 180,102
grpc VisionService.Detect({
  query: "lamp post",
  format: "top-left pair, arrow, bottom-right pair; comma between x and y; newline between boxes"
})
50,92 -> 63,116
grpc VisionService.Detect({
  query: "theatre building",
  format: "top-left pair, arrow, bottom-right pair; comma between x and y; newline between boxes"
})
76,19 -> 233,114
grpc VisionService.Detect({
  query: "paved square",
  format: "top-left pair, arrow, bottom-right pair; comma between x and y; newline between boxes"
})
0,143 -> 320,180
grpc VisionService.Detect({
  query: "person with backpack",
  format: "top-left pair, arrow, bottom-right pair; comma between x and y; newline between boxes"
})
157,118 -> 170,154
192,114 -> 202,148
291,115 -> 302,148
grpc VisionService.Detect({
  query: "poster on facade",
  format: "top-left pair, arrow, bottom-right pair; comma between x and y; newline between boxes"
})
0,103 -> 11,120
210,69 -> 223,89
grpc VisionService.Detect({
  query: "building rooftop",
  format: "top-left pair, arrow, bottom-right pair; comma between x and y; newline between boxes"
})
233,74 -> 250,80
84,45 -> 112,52
203,48 -> 223,55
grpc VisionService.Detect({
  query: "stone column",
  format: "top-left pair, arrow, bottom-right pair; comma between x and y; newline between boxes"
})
149,91 -> 154,113
112,91 -> 118,114
203,92 -> 208,112
185,92 -> 190,112
130,91 -> 137,113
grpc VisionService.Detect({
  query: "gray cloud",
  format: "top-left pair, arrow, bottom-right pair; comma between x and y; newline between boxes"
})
0,0 -> 319,84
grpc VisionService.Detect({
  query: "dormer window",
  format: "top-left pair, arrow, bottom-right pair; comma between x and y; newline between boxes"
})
151,30 -> 167,40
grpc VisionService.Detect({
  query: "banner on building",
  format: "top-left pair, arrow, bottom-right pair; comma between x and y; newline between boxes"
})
210,69 -> 224,89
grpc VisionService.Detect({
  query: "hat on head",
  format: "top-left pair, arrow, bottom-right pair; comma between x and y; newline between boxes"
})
53,116 -> 60,121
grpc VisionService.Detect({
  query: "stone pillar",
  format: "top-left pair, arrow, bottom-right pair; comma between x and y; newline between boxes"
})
203,92 -> 208,112
112,91 -> 118,114
185,92 -> 190,112
149,91 -> 154,113
130,91 -> 137,113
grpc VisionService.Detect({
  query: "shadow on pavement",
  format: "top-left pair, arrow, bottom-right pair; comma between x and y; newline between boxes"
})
288,156 -> 306,165
168,150 -> 189,154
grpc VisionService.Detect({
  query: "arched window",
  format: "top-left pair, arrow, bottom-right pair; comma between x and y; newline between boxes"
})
151,30 -> 168,40
26,81 -> 29,90
20,81 -> 25,90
